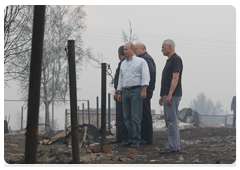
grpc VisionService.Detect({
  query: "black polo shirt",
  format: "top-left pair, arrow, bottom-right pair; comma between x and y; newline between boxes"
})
160,53 -> 183,97
114,57 -> 126,90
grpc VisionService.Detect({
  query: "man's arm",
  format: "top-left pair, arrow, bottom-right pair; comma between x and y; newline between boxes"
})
145,58 -> 156,91
166,72 -> 179,106
141,60 -> 150,99
141,86 -> 148,99
117,64 -> 123,102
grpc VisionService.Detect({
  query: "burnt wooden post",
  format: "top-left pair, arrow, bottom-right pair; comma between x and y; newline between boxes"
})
97,96 -> 99,129
52,65 -> 55,131
65,109 -> 68,130
82,103 -> 84,124
67,40 -> 79,163
25,5 -> 46,164
108,93 -> 111,132
21,106 -> 23,130
101,63 -> 107,152
88,100 -> 90,124
78,106 -> 80,125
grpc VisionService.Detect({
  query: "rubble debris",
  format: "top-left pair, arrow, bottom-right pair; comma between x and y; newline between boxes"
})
129,151 -> 137,155
103,145 -> 112,153
79,124 -> 113,145
118,158 -> 123,162
86,148 -> 91,154
178,108 -> 204,127
92,148 -> 101,153
68,126 -> 87,148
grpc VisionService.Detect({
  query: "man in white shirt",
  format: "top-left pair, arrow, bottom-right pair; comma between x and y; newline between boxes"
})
117,43 -> 150,147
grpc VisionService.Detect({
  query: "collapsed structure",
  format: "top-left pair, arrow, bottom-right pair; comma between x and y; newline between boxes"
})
178,108 -> 204,127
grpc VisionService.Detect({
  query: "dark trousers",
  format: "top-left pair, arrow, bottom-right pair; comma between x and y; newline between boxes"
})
141,90 -> 153,144
116,100 -> 128,141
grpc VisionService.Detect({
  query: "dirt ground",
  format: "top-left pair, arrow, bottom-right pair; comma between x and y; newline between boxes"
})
4,126 -> 236,164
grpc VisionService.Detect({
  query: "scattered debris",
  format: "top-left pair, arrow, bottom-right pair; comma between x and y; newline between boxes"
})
86,148 -> 91,154
92,148 -> 101,153
127,155 -> 133,159
103,145 -> 112,153
129,151 -> 137,155
178,108 -> 204,127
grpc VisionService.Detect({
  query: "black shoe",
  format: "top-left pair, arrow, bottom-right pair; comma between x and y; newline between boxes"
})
109,140 -> 121,144
159,148 -> 178,154
121,141 -> 132,146
130,143 -> 139,148
140,140 -> 152,145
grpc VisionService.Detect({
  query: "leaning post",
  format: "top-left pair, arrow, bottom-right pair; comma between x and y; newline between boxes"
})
25,5 -> 46,164
67,40 -> 80,164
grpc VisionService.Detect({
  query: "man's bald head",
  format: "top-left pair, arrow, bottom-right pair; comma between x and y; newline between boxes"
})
135,43 -> 147,57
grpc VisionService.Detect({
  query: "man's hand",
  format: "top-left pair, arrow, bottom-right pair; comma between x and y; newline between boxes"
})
114,93 -> 118,101
117,94 -> 122,102
141,86 -> 147,99
166,95 -> 172,106
159,97 -> 163,106
140,91 -> 147,99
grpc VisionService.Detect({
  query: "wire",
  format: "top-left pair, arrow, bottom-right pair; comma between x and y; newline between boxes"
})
85,27 -> 235,43
82,34 -> 235,51
82,27 -> 235,51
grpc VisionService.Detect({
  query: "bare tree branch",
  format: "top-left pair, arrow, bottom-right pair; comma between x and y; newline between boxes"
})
121,20 -> 138,43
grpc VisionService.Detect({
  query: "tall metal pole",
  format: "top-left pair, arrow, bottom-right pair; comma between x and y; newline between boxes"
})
97,96 -> 99,129
52,68 -> 54,131
88,100 -> 90,124
101,63 -> 107,152
21,106 -> 23,130
82,103 -> 84,124
108,93 -> 111,132
25,5 -> 45,164
65,109 -> 67,130
67,40 -> 79,164
78,106 -> 80,125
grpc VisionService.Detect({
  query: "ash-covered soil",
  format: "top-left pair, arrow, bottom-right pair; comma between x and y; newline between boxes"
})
4,125 -> 236,164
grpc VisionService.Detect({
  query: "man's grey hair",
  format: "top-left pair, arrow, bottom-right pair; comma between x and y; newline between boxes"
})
164,39 -> 175,51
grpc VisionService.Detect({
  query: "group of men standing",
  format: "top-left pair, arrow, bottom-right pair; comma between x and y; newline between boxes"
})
111,39 -> 183,154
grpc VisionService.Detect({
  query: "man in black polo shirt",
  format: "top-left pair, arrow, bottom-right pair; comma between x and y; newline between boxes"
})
110,45 -> 128,144
135,43 -> 156,144
159,39 -> 183,154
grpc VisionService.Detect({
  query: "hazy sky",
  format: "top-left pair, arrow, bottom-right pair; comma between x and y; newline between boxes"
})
4,4 -> 238,130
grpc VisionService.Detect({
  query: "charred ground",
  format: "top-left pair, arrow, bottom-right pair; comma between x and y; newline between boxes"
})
4,125 -> 236,164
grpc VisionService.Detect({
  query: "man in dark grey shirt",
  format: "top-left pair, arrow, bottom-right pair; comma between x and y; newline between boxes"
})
159,39 -> 183,154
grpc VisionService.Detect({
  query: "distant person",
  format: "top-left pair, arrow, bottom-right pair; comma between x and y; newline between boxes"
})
231,95 -> 236,128
135,43 -> 156,145
117,43 -> 150,147
110,45 -> 128,144
159,39 -> 183,154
